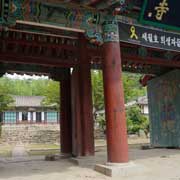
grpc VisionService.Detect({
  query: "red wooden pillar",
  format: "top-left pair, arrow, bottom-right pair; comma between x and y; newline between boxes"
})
71,34 -> 94,157
71,68 -> 83,156
60,69 -> 72,155
79,34 -> 94,156
102,20 -> 129,163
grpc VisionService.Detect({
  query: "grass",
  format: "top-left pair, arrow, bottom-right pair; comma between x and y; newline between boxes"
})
28,149 -> 60,156
25,144 -> 60,156
0,145 -> 13,157
25,144 -> 59,150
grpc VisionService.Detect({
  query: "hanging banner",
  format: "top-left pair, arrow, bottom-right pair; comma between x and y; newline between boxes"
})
139,0 -> 180,31
118,21 -> 180,52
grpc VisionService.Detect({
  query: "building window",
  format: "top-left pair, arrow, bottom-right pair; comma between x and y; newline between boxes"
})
22,112 -> 28,122
4,112 -> 16,124
0,113 -> 3,123
57,112 -> 60,123
47,112 -> 58,123
31,112 -> 33,121
36,112 -> 42,123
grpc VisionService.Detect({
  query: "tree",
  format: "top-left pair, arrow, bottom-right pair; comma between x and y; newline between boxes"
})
0,77 -> 50,96
0,82 -> 14,113
0,95 -> 14,112
0,83 -> 14,137
91,71 -> 148,134
126,105 -> 149,137
91,70 -> 104,118
91,71 -> 147,111
42,80 -> 60,109
96,113 -> 106,134
0,76 -> 60,109
123,73 -> 146,103
140,116 -> 150,138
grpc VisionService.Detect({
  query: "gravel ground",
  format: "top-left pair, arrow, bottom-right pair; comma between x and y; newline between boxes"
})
0,139 -> 180,180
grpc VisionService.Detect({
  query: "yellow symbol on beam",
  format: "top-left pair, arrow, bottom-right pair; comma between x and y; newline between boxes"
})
130,26 -> 138,40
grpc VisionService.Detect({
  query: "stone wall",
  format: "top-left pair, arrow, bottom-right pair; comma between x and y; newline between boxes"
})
0,124 -> 106,145
0,124 -> 60,144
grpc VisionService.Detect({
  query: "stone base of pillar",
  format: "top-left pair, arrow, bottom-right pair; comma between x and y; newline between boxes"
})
60,153 -> 72,159
70,156 -> 95,167
95,162 -> 147,177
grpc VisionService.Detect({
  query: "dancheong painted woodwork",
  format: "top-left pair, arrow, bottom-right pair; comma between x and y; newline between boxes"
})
0,0 -> 179,76
0,0 -> 130,44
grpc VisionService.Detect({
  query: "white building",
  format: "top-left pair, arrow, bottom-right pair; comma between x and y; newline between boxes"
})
1,96 -> 59,124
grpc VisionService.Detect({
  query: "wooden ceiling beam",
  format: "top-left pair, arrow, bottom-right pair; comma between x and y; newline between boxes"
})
122,54 -> 180,68
0,53 -> 78,68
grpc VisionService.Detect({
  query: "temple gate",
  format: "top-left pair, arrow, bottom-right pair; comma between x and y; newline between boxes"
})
0,0 -> 180,176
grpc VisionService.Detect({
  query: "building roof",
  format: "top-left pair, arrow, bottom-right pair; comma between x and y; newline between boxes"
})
136,96 -> 148,105
12,96 -> 45,107
96,96 -> 148,115
125,96 -> 148,108
126,96 -> 148,106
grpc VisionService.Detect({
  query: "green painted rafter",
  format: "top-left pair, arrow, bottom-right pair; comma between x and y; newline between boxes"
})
0,0 -> 130,45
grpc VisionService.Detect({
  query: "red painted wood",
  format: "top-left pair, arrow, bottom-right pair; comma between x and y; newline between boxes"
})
1,33 -> 180,70
0,39 -> 77,51
102,42 -> 129,163
140,75 -> 155,86
0,53 -> 78,67
71,68 -> 83,156
60,69 -> 72,154
122,54 -> 180,68
79,35 -> 94,156
70,35 -> 95,157
79,64 -> 95,156
71,65 -> 95,156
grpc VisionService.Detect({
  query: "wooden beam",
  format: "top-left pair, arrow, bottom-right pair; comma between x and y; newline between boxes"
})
0,40 -> 77,52
0,53 -> 78,67
10,27 -> 79,40
16,21 -> 85,33
122,54 -> 180,68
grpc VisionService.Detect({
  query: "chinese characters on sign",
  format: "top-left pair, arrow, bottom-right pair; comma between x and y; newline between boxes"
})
118,21 -> 180,52
154,0 -> 169,21
140,0 -> 180,31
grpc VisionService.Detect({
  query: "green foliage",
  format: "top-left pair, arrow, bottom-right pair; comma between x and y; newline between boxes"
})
0,77 -> 60,110
91,71 -> 104,113
42,80 -> 60,109
0,80 -> 14,137
95,106 -> 150,137
91,71 -> 148,134
126,105 -> 149,137
91,71 -> 146,111
123,73 -> 146,103
96,114 -> 106,133
0,95 -> 14,112
0,79 -> 14,112
0,77 -> 49,96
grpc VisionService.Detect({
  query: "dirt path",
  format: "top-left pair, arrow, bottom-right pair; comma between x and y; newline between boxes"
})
12,145 -> 28,158
0,145 -> 180,180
